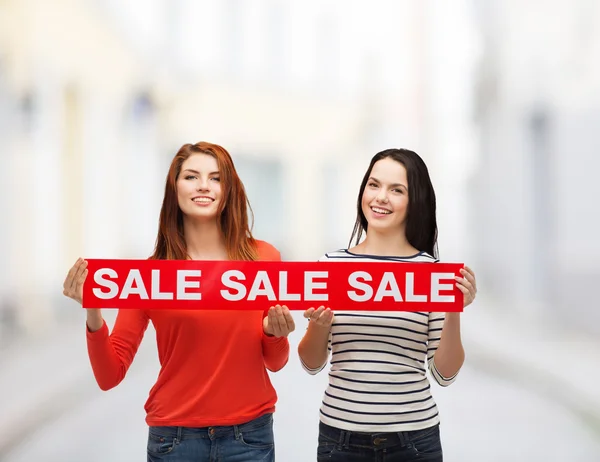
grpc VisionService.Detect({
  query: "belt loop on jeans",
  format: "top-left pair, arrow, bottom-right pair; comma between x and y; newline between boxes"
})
336,429 -> 343,450
336,429 -> 351,450
343,430 -> 351,449
234,424 -> 241,440
337,429 -> 350,450
397,430 -> 408,447
176,427 -> 183,443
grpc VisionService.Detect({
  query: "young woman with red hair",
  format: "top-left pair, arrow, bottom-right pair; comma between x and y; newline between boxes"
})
63,142 -> 294,462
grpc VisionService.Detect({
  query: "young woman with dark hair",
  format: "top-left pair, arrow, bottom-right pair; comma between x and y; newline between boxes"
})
63,142 -> 294,462
298,148 -> 477,462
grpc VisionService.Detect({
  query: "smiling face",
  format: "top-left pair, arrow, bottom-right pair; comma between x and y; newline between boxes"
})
360,157 -> 409,235
176,153 -> 222,222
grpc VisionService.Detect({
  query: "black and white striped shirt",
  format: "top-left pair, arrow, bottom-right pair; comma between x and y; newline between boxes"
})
302,249 -> 457,432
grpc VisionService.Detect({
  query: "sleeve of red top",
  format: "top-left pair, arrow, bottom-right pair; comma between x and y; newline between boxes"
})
255,239 -> 290,372
85,309 -> 150,391
262,333 -> 290,372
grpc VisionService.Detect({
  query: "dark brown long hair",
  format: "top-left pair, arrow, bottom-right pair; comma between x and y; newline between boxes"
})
150,142 -> 258,261
349,148 -> 438,258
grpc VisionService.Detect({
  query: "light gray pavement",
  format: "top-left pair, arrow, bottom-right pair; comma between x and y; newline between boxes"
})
461,295 -> 600,434
1,302 -> 599,462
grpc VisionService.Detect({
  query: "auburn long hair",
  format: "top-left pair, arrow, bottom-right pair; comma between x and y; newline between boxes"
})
150,142 -> 258,261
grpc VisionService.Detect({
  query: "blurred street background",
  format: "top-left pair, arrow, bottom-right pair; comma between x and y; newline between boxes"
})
1,0 -> 599,461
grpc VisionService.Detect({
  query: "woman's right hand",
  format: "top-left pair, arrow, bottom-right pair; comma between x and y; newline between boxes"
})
304,305 -> 334,329
298,306 -> 334,370
63,258 -> 88,305
63,258 -> 103,331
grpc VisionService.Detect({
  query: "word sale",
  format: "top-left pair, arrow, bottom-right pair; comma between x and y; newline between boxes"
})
91,268 -> 456,303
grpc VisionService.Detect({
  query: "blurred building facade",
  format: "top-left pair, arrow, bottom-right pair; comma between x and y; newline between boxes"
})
0,0 -> 156,335
1,0 -> 462,336
471,0 -> 600,334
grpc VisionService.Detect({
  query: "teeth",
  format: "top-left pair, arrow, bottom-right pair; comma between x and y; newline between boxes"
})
372,207 -> 391,214
193,197 -> 213,203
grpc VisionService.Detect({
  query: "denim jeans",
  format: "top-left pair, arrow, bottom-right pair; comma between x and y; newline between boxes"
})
147,413 -> 274,462
316,421 -> 443,461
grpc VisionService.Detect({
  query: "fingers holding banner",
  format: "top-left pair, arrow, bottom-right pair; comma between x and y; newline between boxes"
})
63,258 -> 88,305
264,304 -> 296,337
455,265 -> 477,308
304,306 -> 334,328
303,307 -> 316,319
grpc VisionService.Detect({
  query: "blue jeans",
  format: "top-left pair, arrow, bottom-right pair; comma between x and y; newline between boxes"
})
317,421 -> 443,461
147,413 -> 275,462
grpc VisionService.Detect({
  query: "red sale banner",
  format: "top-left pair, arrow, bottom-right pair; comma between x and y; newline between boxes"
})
82,259 -> 464,312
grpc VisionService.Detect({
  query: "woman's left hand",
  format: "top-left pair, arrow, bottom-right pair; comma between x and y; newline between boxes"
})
263,304 -> 296,337
455,266 -> 477,308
